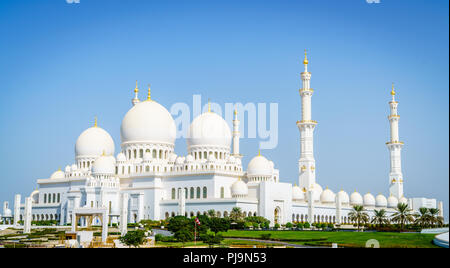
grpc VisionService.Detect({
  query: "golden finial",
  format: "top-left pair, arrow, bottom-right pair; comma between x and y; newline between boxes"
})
238,177 -> 241,181
208,99 -> 211,113
94,116 -> 98,127
303,49 -> 309,65
326,186 -> 329,190
234,109 -> 237,116
134,80 -> 139,93
294,183 -> 297,187
58,167 -> 61,171
258,148 -> 261,156
302,187 -> 307,193
102,150 -> 106,156
391,82 -> 396,96
147,84 -> 151,101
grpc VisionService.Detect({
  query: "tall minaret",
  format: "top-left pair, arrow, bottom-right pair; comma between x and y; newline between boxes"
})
387,83 -> 404,198
232,109 -> 241,158
132,80 -> 140,106
297,50 -> 317,189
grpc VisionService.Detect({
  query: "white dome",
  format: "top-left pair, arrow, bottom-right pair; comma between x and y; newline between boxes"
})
387,195 -> 398,208
121,100 -> 176,145
292,185 -> 305,201
185,154 -> 194,163
310,183 -> 323,202
231,179 -> 248,197
363,193 -> 376,207
227,155 -> 236,164
187,112 -> 231,150
337,190 -> 349,204
50,169 -> 65,179
75,126 -> 115,158
116,152 -> 126,162
350,191 -> 363,205
247,155 -> 272,176
71,164 -> 77,171
64,165 -> 71,173
169,153 -> 177,163
175,157 -> 184,165
375,194 -> 387,207
320,188 -> 335,203
399,196 -> 408,205
92,155 -> 116,175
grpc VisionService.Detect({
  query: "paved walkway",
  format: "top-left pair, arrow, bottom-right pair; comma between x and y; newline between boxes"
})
433,232 -> 449,248
228,238 -> 323,248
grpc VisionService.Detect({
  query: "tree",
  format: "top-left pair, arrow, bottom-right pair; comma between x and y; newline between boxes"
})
167,216 -> 191,233
209,217 -> 230,234
391,203 -> 415,231
230,207 -> 244,222
348,205 -> 369,231
174,228 -> 194,244
201,233 -> 224,247
429,208 -> 444,228
119,230 -> 146,248
414,207 -> 430,229
207,209 -> 216,218
371,209 -> 389,227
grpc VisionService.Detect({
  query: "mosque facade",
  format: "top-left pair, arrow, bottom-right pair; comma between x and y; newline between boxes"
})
1,53 -> 443,227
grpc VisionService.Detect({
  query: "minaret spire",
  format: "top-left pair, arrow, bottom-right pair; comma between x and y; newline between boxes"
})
232,108 -> 241,158
386,83 -> 404,198
297,50 -> 317,189
94,116 -> 98,127
132,80 -> 140,106
147,84 -> 152,101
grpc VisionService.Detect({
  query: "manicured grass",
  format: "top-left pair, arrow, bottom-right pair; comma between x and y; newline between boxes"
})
220,230 -> 440,248
155,239 -> 285,248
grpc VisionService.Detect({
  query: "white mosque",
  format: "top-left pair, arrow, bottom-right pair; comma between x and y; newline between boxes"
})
1,52 -> 444,228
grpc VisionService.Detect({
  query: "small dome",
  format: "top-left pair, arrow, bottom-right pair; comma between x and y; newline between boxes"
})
75,126 -> 115,158
292,185 -> 305,201
320,188 -> 335,203
187,112 -> 232,151
185,154 -> 194,163
247,154 -> 272,176
227,155 -> 236,164
116,152 -> 126,162
399,196 -> 408,205
121,100 -> 176,145
363,193 -> 376,207
231,179 -> 248,197
387,195 -> 398,208
169,153 -> 177,163
375,194 -> 387,207
71,164 -> 78,171
64,165 -> 71,173
92,154 -> 116,175
310,183 -> 323,202
350,191 -> 363,205
175,157 -> 184,165
268,161 -> 274,169
50,169 -> 65,179
337,190 -> 349,204
143,152 -> 152,162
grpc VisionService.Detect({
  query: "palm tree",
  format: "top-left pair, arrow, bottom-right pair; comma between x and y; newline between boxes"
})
230,207 -> 243,222
348,205 -> 369,231
371,209 -> 389,227
414,207 -> 430,229
207,209 -> 216,218
429,208 -> 444,228
391,203 -> 415,231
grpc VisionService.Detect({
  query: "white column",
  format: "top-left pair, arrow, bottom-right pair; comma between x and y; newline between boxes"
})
71,211 -> 77,232
387,85 -> 404,199
232,109 -> 240,157
298,51 -> 317,189
307,190 -> 314,224
335,194 -> 342,225
102,211 -> 108,243
120,193 -> 129,236
14,194 -> 21,227
178,188 -> 186,216
23,197 -> 32,234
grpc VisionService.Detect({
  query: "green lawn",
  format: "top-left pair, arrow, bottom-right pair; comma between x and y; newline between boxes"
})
220,230 -> 440,248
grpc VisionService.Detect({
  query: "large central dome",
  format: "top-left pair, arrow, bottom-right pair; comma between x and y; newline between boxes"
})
121,100 -> 176,145
187,112 -> 232,150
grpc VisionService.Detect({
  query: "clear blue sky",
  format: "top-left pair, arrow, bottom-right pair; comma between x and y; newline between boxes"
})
0,0 -> 448,219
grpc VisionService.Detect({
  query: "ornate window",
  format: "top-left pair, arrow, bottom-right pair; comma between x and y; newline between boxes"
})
196,187 -> 201,199
220,187 -> 225,198
171,188 -> 176,200
203,187 -> 207,198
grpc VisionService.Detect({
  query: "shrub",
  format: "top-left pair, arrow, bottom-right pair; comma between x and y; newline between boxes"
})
274,223 -> 280,230
252,222 -> 259,229
285,222 -> 293,229
260,233 -> 272,240
328,223 -> 334,229
304,222 -> 310,228
296,222 -> 304,229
